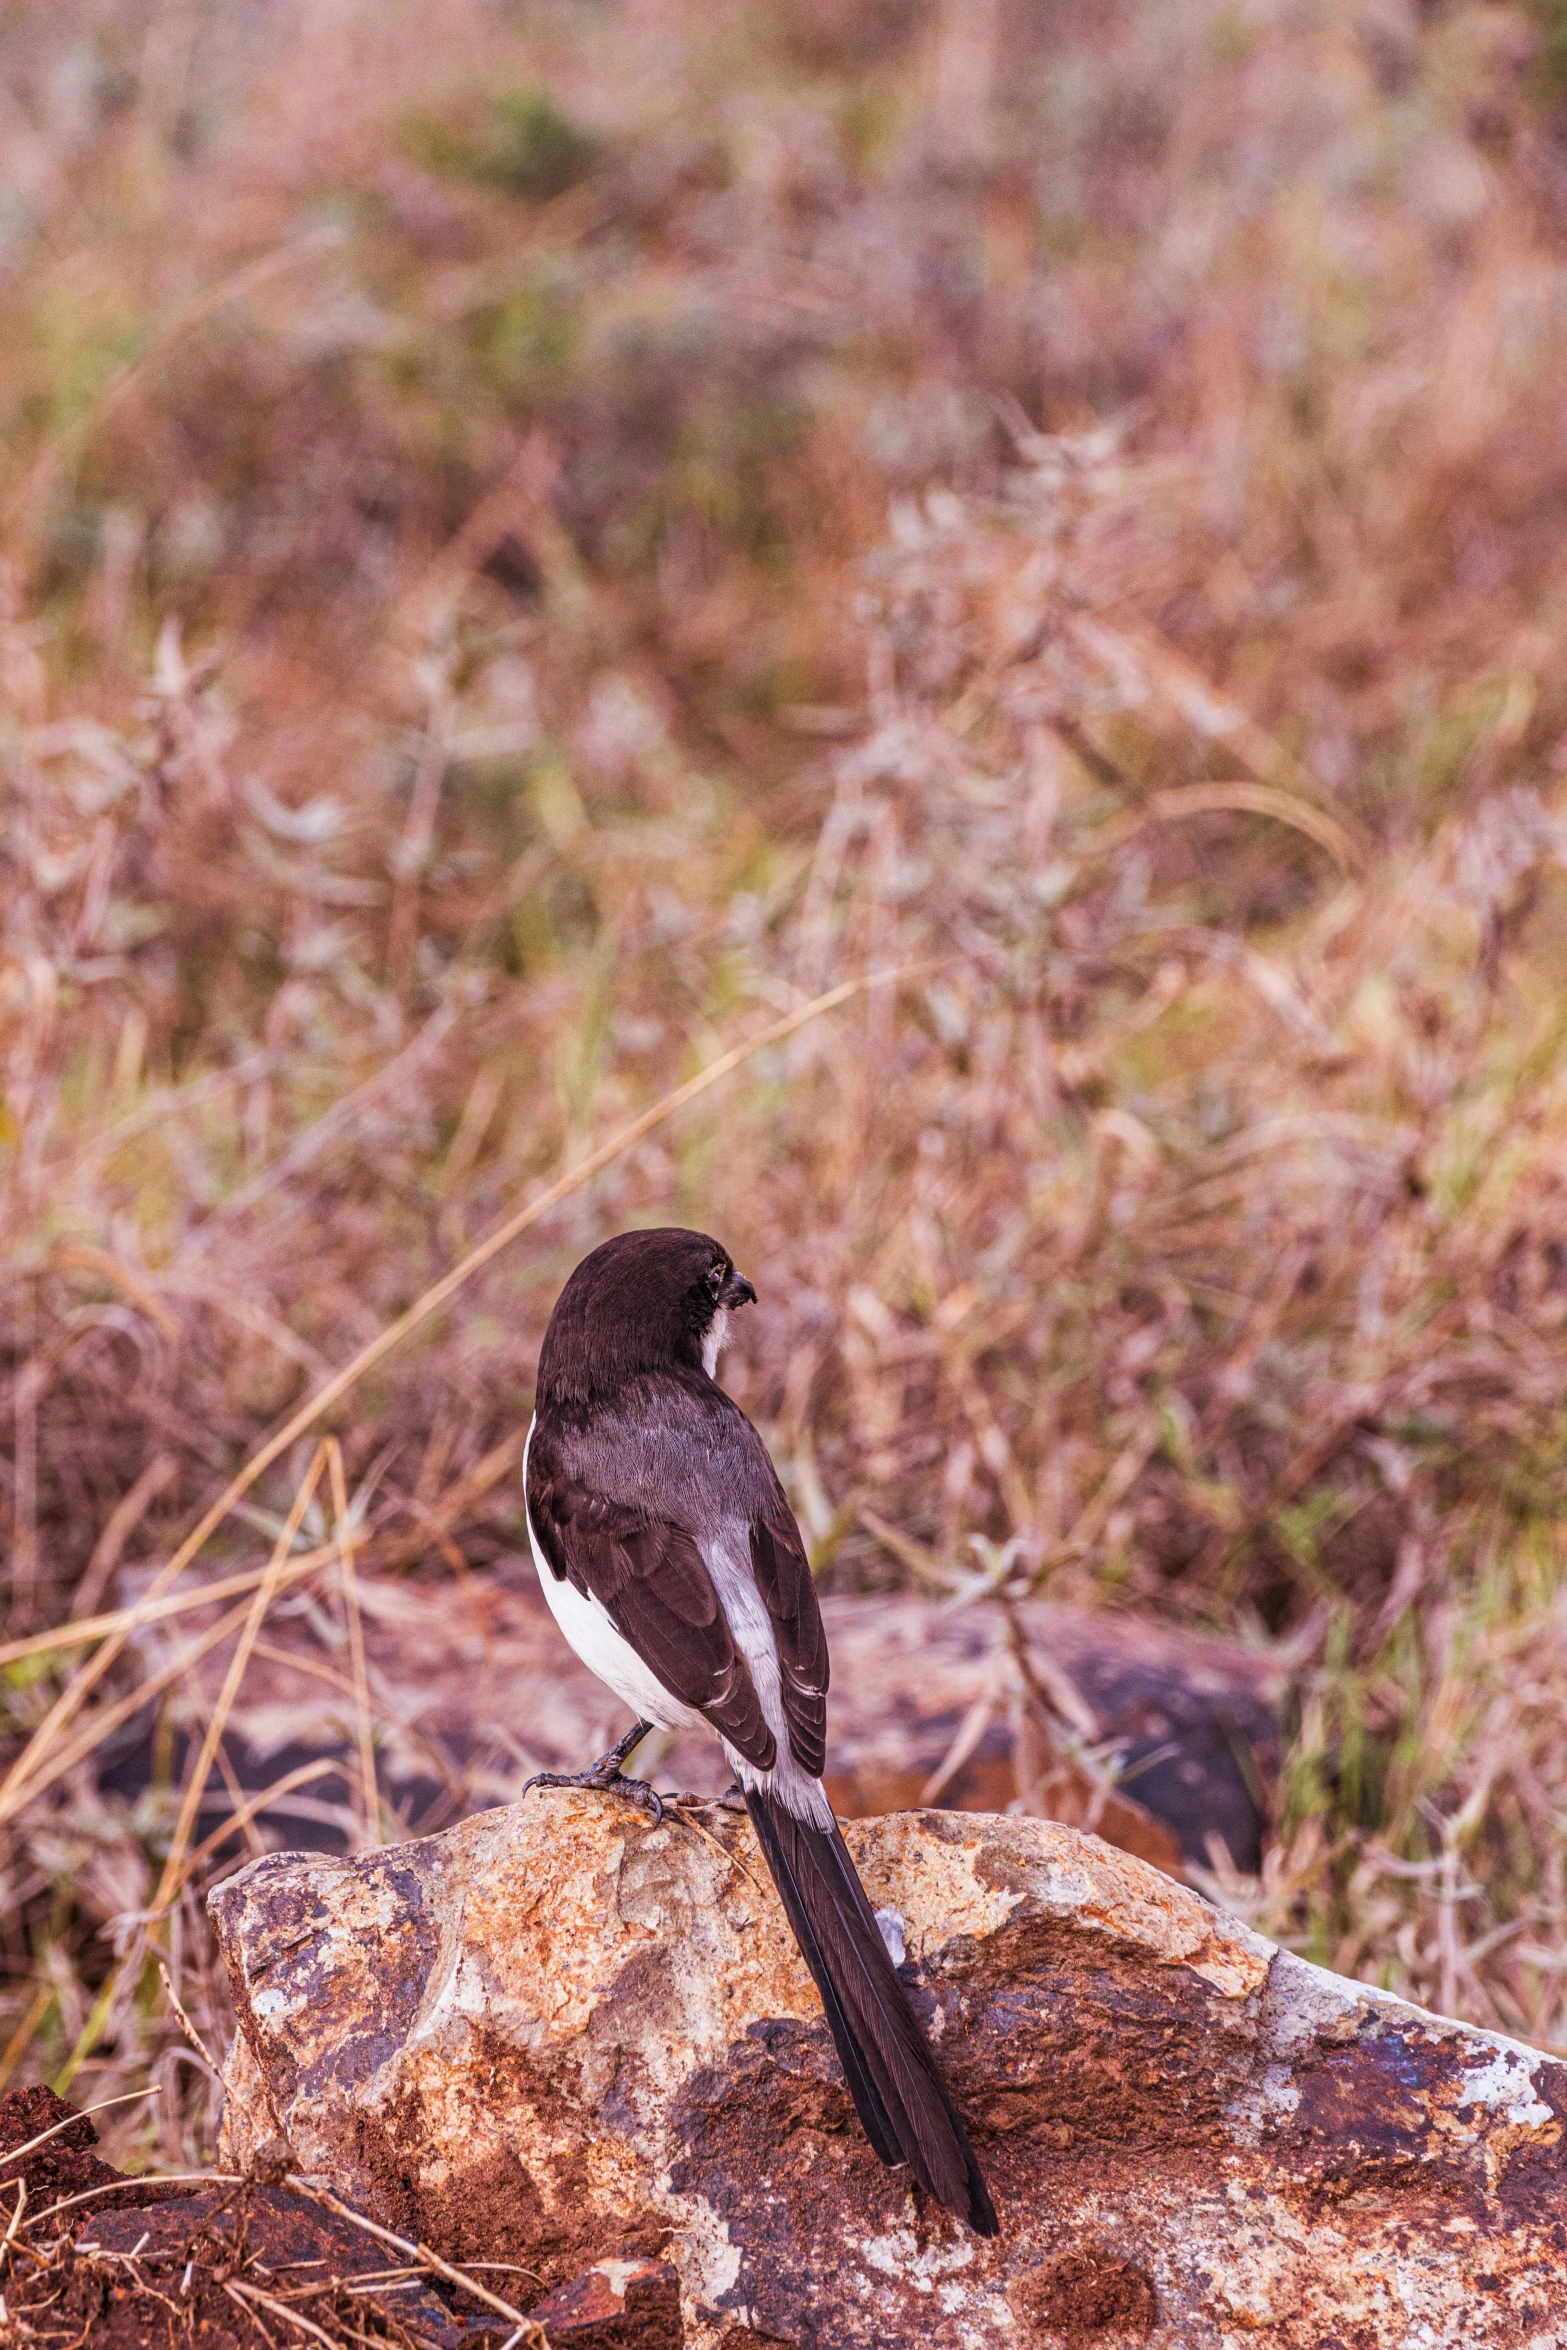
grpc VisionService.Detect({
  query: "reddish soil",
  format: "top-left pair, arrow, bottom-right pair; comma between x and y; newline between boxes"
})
0,2082 -> 165,2214
1011,2246 -> 1158,2340
0,2086 -> 678,2347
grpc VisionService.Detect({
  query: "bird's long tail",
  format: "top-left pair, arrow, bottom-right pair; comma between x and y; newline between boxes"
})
744,1786 -> 998,2236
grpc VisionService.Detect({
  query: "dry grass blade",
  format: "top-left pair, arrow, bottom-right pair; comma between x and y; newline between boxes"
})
327,1439 -> 379,1850
1,1588 -> 265,1823
919,1677 -> 1003,1807
54,1954 -> 142,2098
155,1962 -> 222,2075
393,1424 -> 529,1556
0,1595 -> 257,1823
151,1444 -> 331,1914
0,1579 -> 229,1821
1064,614 -> 1374,859
0,1455 -> 519,1669
0,1987 -> 55,2101
857,1510 -> 953,1596
0,1542 -> 343,1669
159,1759 -> 343,1906
69,1452 -> 177,1622
1103,782 -> 1367,876
49,1249 -> 181,1345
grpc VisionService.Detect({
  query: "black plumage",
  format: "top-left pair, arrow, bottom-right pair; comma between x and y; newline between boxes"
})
745,1786 -> 998,2228
526,1411 -> 778,1766
524,1228 -> 998,2237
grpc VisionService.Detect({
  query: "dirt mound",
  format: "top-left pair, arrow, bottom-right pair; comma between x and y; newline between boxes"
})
0,2087 -> 681,2347
0,2082 -> 142,2212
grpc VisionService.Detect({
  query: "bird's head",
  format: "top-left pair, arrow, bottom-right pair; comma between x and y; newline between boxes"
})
536,1227 -> 757,1402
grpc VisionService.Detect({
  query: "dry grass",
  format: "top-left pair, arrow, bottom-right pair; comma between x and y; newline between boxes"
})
5,0 -> 1567,2168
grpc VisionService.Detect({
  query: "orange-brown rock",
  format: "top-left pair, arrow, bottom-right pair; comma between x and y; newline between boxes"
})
212,1799 -> 1567,2348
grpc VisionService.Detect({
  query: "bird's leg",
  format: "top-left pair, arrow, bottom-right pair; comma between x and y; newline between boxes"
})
522,1719 -> 665,1825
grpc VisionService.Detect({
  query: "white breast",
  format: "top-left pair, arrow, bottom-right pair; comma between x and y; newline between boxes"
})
700,1308 -> 729,1378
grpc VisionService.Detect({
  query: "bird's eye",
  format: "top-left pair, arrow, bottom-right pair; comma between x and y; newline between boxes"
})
705,1261 -> 727,1299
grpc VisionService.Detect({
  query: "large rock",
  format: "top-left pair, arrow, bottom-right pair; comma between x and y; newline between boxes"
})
211,1797 -> 1567,2349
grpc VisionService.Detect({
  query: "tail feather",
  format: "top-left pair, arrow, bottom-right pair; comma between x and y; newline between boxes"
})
744,1792 -> 903,2167
745,1788 -> 999,2236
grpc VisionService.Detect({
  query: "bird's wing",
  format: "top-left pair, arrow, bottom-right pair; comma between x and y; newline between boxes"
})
526,1423 -> 777,1769
749,1508 -> 829,1777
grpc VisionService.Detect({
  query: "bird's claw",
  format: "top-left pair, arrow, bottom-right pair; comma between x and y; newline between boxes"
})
522,1767 -> 665,1827
623,1776 -> 665,1826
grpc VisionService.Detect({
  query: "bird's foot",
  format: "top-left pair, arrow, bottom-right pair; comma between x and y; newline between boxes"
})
522,1721 -> 665,1825
522,1763 -> 666,1826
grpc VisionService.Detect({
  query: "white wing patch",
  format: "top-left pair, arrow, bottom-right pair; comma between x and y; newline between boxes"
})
703,1524 -> 833,1828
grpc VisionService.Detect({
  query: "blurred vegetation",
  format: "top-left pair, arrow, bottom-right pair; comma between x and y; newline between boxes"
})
5,0 -> 1567,2165
404,87 -> 602,200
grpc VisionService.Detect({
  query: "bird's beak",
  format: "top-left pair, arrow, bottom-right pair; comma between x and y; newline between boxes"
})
722,1268 -> 758,1308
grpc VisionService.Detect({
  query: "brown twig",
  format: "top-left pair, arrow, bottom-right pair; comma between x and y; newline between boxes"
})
278,2178 -> 546,2347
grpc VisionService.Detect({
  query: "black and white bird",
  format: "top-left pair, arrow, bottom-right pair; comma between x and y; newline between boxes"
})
521,1227 -> 998,2237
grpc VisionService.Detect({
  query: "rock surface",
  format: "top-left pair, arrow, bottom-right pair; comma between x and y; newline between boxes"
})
212,1797 -> 1567,2349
